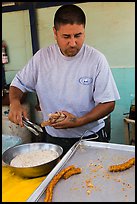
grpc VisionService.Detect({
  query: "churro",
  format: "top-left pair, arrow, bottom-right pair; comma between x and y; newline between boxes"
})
44,165 -> 82,202
63,167 -> 82,179
108,157 -> 135,172
41,111 -> 66,127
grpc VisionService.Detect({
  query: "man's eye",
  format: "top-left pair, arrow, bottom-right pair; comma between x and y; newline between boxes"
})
64,36 -> 69,39
75,34 -> 81,38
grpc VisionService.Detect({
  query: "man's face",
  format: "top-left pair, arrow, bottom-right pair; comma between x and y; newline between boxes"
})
53,24 -> 85,57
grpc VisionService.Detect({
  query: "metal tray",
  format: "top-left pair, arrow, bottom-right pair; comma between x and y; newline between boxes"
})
28,141 -> 135,202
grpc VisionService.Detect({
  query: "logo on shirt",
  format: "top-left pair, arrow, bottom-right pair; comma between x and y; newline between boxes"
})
79,77 -> 93,85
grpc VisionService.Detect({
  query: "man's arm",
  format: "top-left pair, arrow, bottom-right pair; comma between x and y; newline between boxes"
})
8,86 -> 28,126
77,101 -> 115,126
50,101 -> 115,129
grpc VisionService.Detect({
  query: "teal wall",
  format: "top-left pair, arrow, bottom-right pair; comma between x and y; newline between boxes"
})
110,68 -> 135,144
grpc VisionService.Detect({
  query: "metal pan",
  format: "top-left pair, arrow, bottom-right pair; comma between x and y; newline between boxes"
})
27,141 -> 135,202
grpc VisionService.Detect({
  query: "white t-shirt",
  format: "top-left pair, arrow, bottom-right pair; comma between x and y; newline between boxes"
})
11,44 -> 120,138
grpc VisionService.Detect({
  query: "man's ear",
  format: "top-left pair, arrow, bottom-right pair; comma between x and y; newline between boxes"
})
53,27 -> 57,40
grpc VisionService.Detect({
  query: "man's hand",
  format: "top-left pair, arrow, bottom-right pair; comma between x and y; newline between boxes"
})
8,102 -> 28,127
8,86 -> 28,127
50,111 -> 79,129
41,111 -> 80,129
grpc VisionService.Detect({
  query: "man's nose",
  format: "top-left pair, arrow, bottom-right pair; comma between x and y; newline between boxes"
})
69,37 -> 76,46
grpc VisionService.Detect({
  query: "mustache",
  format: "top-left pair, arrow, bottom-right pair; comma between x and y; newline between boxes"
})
69,46 -> 77,49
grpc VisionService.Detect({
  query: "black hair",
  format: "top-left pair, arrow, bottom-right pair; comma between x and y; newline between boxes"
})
54,4 -> 86,30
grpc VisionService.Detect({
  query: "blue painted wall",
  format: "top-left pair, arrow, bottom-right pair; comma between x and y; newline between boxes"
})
110,68 -> 135,144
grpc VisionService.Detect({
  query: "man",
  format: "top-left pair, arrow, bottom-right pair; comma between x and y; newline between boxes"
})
8,4 -> 120,155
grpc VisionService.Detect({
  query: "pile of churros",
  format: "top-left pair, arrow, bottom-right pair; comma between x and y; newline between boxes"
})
44,165 -> 82,202
41,111 -> 66,127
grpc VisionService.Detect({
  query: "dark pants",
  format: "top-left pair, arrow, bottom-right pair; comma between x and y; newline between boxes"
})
44,127 -> 109,156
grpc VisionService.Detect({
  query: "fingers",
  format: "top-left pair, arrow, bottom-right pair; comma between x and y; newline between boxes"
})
8,105 -> 28,127
8,112 -> 23,127
41,111 -> 66,127
50,114 -> 77,129
41,111 -> 78,129
49,111 -> 66,123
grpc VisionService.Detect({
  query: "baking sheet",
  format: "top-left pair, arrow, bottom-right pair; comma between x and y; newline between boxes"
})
37,141 -> 135,202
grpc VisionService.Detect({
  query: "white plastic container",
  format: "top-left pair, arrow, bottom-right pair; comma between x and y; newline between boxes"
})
2,134 -> 22,154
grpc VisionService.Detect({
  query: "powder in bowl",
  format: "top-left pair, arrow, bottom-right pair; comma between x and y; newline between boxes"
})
10,149 -> 59,167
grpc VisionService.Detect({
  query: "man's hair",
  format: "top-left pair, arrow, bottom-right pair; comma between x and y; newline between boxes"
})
54,4 -> 86,30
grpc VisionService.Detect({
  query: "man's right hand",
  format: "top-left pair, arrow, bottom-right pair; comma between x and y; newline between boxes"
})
8,101 -> 28,127
8,86 -> 28,127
